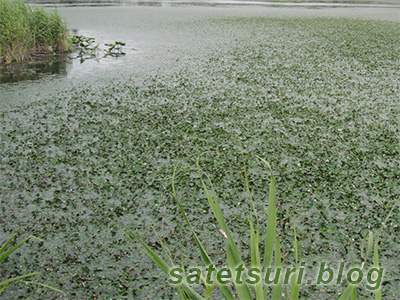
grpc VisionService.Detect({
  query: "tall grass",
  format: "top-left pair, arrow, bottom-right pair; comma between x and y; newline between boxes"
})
113,157 -> 398,299
0,0 -> 70,63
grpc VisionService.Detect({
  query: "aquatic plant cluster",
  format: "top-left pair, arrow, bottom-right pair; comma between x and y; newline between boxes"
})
0,17 -> 399,299
71,35 -> 126,63
0,0 -> 69,63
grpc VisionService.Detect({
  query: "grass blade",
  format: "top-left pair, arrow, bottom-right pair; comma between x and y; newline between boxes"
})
196,157 -> 241,260
226,241 -> 253,300
113,220 -> 205,299
271,236 -> 283,300
196,155 -> 253,298
290,200 -> 300,300
338,284 -> 356,300
351,287 -> 357,300
249,216 -> 264,299
257,157 -> 277,270
22,281 -> 64,294
0,272 -> 40,293
174,164 -> 234,299
0,231 -> 19,257
360,231 -> 373,265
371,197 -> 399,300
0,234 -> 43,264
172,164 -> 213,267
290,270 -> 300,300
373,243 -> 381,300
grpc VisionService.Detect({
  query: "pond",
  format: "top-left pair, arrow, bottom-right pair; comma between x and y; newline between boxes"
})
1,1 -> 399,299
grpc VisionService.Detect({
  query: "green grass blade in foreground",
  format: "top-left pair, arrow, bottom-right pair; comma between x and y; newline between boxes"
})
361,231 -> 374,266
151,224 -> 175,267
172,164 -> 212,266
0,272 -> 40,293
338,284 -> 356,300
178,284 -> 206,299
290,270 -> 300,300
196,156 -> 232,240
373,243 -> 381,300
197,155 -> 252,298
351,286 -> 357,300
245,158 -> 264,299
173,164 -> 234,299
340,238 -> 359,300
0,231 -> 19,257
112,220 -> 171,274
372,197 -> 399,300
290,207 -> 300,300
271,236 -> 282,300
0,234 -> 43,264
226,240 -> 253,300
112,220 -> 205,300
20,281 -> 64,294
203,281 -> 217,298
0,232 -> 62,295
195,156 -> 242,261
256,156 -> 277,269
338,197 -> 399,300
249,216 -> 264,299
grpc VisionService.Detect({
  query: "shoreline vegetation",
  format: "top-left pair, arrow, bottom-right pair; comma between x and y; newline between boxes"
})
0,0 -> 70,64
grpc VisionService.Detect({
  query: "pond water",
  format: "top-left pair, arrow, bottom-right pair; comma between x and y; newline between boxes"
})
1,2 -> 400,299
0,1 -> 399,110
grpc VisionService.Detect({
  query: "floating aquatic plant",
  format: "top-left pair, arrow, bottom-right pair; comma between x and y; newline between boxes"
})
71,35 -> 126,63
104,41 -> 126,57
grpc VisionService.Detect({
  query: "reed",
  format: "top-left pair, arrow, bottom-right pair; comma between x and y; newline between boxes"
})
0,0 -> 70,63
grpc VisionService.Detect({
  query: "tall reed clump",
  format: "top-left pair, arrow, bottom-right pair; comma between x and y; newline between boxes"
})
0,0 -> 70,64
114,156 -> 399,299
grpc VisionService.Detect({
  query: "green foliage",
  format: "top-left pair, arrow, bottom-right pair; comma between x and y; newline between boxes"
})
71,35 -> 99,62
0,0 -> 69,63
71,35 -> 126,63
0,231 -> 63,294
115,159 -> 399,299
104,41 -> 126,57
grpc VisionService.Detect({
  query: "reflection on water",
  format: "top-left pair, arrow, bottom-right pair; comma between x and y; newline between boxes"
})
0,34 -> 129,84
0,54 -> 71,84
